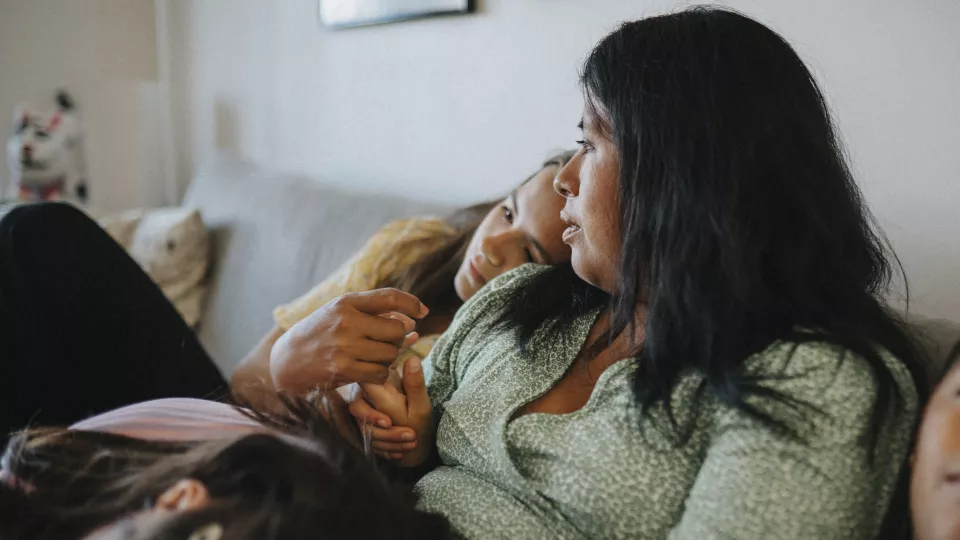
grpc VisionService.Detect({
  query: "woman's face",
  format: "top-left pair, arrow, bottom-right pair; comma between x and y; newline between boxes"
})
553,103 -> 621,293
912,361 -> 960,540
454,165 -> 570,301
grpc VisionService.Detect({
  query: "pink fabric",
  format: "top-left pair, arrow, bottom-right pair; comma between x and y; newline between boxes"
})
71,398 -> 264,441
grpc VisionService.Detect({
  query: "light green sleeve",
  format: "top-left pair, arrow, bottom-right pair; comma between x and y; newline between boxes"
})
421,326 -> 462,416
420,277 -> 482,411
423,263 -> 549,416
668,343 -> 918,540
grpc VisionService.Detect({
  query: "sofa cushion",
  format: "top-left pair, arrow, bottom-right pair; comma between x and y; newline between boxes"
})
182,154 -> 451,374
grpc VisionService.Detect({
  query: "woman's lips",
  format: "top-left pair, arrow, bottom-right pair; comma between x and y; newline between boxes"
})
562,225 -> 581,243
560,210 -> 582,243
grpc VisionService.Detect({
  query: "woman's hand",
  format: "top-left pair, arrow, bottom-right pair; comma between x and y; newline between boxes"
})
349,358 -> 435,467
269,288 -> 428,394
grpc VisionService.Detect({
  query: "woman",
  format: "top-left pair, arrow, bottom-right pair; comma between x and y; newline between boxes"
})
0,397 -> 449,539
351,7 -> 928,539
910,340 -> 960,540
0,151 -> 573,441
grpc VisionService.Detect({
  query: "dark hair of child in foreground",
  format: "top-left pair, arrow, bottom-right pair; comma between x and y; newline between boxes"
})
0,395 -> 449,540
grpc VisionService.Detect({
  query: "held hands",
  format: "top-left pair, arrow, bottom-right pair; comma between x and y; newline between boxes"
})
269,288 -> 428,394
349,358 -> 434,467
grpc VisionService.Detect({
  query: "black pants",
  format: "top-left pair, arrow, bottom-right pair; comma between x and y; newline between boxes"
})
0,203 -> 227,442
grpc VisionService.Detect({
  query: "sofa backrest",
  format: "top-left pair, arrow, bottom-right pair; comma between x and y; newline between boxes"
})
183,155 -> 451,374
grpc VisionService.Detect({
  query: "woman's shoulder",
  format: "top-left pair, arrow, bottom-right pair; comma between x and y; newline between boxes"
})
422,265 -> 554,392
456,264 -> 551,316
488,263 -> 552,288
431,265 -> 551,354
734,339 -> 919,434
744,339 -> 916,392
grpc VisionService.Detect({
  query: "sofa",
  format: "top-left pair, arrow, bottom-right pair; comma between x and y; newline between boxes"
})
183,154 -> 960,383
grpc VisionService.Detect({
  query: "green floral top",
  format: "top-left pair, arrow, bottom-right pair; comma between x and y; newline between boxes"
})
414,265 -> 917,539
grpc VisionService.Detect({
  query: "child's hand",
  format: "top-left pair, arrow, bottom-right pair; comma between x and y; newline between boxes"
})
339,382 -> 416,460
349,358 -> 434,466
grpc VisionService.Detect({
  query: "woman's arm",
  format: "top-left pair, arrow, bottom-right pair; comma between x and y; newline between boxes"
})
668,344 -> 918,540
233,218 -> 452,412
230,325 -> 285,411
230,290 -> 425,409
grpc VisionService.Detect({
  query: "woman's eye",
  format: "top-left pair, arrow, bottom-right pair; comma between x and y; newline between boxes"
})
501,206 -> 514,224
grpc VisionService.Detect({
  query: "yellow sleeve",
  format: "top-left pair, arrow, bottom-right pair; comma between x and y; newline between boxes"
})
273,217 -> 457,331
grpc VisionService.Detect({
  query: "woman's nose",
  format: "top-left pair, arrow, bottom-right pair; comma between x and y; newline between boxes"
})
554,156 -> 580,198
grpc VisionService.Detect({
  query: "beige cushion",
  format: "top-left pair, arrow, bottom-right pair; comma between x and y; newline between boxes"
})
100,207 -> 210,327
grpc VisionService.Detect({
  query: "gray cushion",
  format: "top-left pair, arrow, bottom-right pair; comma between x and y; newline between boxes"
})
183,154 -> 451,374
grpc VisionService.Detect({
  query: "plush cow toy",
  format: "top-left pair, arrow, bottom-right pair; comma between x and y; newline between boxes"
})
6,91 -> 88,203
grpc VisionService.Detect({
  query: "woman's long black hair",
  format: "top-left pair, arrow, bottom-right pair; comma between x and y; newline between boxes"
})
497,7 -> 928,435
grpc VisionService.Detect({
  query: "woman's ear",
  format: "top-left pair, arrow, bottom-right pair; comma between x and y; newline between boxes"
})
156,478 -> 210,511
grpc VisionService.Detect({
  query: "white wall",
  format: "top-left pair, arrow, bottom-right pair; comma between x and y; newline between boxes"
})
0,0 -> 167,211
166,0 -> 960,320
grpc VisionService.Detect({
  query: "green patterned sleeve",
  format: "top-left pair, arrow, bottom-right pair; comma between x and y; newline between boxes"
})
420,275 -> 486,411
421,325 -> 462,415
667,343 -> 918,540
422,264 -> 549,415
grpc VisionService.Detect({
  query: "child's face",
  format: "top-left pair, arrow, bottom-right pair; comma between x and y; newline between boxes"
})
453,165 -> 570,301
912,361 -> 960,540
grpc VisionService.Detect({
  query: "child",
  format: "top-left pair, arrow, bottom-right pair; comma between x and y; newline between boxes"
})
911,340 -> 960,540
0,395 -> 449,539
